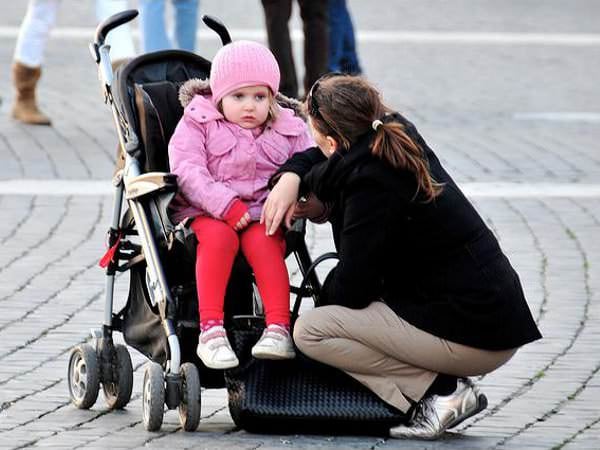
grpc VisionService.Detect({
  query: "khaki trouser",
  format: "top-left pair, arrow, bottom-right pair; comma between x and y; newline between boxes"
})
293,301 -> 517,413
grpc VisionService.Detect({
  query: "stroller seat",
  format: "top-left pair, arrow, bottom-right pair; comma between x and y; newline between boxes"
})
111,47 -> 312,379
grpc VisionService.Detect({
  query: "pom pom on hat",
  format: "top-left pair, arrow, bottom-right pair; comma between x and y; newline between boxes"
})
209,40 -> 281,104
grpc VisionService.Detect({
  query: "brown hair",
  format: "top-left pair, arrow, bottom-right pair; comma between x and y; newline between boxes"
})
306,75 -> 443,201
217,89 -> 279,123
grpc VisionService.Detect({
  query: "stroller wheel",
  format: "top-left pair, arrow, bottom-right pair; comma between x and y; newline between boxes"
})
68,344 -> 100,409
102,344 -> 133,410
142,362 -> 165,431
178,363 -> 201,431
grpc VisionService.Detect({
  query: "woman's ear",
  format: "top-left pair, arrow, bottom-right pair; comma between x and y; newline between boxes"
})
326,136 -> 338,155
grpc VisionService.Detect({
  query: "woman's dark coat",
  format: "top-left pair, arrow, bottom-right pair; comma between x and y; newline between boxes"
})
277,113 -> 541,351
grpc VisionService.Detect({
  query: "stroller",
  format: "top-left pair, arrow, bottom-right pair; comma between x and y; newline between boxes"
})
66,11 -> 329,432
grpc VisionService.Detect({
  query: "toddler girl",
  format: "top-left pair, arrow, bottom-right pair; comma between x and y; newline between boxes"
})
168,41 -> 313,369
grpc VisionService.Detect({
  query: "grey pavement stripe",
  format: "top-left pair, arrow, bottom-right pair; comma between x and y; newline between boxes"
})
2,179 -> 600,197
513,112 -> 600,122
1,27 -> 600,45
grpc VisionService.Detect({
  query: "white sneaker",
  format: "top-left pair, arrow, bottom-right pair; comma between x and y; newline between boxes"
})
251,324 -> 296,360
197,326 -> 239,369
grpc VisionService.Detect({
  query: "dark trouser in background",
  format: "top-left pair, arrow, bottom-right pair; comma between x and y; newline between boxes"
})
261,0 -> 329,98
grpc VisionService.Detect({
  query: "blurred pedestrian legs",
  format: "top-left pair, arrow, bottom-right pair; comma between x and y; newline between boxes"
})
96,0 -> 137,62
11,0 -> 60,125
139,0 -> 200,52
328,0 -> 361,74
11,0 -> 136,126
261,0 -> 328,99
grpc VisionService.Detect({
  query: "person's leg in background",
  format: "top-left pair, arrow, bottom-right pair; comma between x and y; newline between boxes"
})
260,0 -> 298,98
95,0 -> 137,62
338,0 -> 361,74
173,0 -> 199,51
138,0 -> 171,52
12,0 -> 61,125
327,0 -> 344,72
297,0 -> 328,96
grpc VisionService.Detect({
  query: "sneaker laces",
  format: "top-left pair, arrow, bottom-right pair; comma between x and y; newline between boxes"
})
261,324 -> 290,341
200,327 -> 231,351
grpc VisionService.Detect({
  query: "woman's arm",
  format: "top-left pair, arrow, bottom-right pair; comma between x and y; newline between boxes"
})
268,146 -> 326,190
324,178 -> 393,309
262,147 -> 326,234
261,172 -> 301,235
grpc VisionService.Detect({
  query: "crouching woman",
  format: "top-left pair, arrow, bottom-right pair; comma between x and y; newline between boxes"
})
261,74 -> 542,440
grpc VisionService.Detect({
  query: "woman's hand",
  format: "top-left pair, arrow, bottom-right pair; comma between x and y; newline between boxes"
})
293,193 -> 327,222
261,172 -> 301,235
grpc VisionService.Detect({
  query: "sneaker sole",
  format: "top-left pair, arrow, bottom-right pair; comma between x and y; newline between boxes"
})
251,349 -> 296,360
197,352 -> 239,370
448,393 -> 488,430
199,359 -> 239,370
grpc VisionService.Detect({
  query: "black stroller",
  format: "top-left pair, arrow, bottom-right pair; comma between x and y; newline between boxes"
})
67,10 -> 404,435
66,10 -> 328,432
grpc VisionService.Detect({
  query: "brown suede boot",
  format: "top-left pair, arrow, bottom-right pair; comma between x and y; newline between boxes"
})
11,62 -> 52,126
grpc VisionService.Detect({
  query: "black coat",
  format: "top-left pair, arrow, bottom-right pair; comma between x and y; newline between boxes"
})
277,113 -> 541,351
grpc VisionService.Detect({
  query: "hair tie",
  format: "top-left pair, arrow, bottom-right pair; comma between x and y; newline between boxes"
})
372,119 -> 383,131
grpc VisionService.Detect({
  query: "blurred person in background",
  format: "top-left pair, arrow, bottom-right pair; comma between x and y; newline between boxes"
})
11,0 -> 135,126
328,0 -> 361,74
11,0 -> 60,125
96,0 -> 137,63
261,0 -> 328,99
138,0 -> 199,52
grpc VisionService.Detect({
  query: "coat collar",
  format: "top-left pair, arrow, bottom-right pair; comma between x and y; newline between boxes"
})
180,77 -> 307,136
269,107 -> 307,136
184,93 -> 307,137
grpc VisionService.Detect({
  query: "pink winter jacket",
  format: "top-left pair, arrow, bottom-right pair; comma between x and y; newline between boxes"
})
168,81 -> 314,224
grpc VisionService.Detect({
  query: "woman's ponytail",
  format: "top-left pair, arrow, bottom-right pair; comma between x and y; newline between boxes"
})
308,75 -> 444,201
371,122 -> 443,202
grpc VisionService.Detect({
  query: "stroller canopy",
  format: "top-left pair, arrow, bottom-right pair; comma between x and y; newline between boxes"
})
113,50 -> 211,172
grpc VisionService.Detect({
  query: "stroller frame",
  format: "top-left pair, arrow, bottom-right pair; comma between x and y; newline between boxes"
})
67,10 -> 331,432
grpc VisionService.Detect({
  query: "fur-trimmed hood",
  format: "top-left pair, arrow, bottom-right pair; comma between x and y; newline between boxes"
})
178,77 -> 307,120
169,78 -> 315,226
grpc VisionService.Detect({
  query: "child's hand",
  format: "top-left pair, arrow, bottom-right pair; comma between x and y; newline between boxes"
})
234,212 -> 251,231
224,199 -> 250,230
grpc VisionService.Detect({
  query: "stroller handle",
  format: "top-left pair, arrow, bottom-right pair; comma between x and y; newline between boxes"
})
94,9 -> 139,48
202,15 -> 232,46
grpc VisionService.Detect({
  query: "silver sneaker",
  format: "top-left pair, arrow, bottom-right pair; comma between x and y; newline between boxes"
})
389,378 -> 488,440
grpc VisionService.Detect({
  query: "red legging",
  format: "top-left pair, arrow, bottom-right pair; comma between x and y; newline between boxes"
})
191,216 -> 290,326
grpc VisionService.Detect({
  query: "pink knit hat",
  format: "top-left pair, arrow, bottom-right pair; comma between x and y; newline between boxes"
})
209,40 -> 280,104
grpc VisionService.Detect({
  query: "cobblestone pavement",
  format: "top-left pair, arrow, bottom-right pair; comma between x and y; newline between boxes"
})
1,1 -> 599,449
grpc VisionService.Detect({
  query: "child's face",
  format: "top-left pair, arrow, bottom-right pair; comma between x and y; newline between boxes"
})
221,86 -> 271,129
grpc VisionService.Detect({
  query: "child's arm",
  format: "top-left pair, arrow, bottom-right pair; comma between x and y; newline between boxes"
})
168,116 -> 240,220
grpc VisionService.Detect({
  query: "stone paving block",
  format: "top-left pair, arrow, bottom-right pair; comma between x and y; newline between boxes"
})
1,1 -> 599,449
